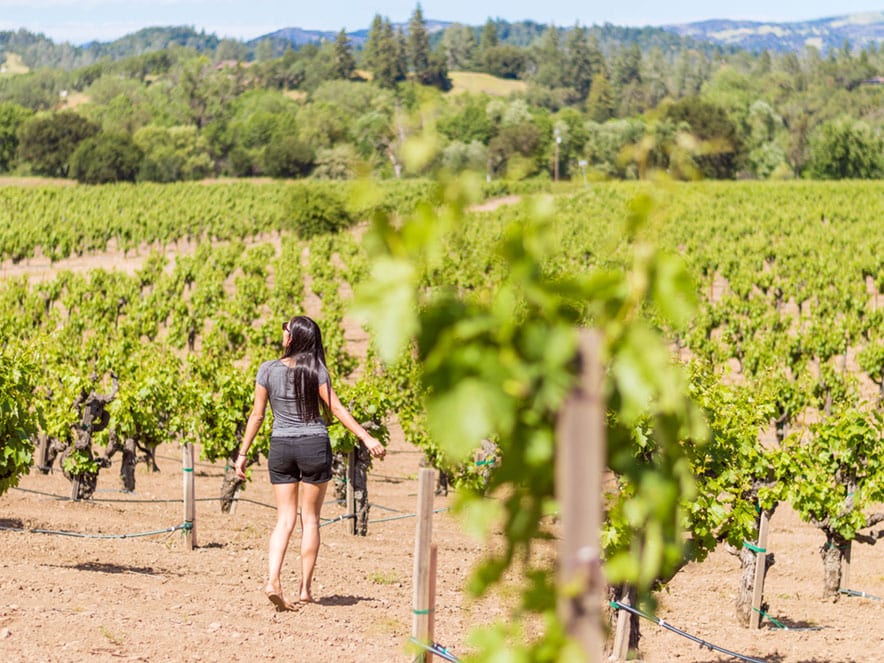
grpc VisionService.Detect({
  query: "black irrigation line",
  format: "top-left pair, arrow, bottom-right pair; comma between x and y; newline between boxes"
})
12,486 -> 68,500
368,502 -> 409,514
154,453 -> 219,469
11,486 -> 447,525
370,507 -> 450,524
320,513 -> 356,528
611,600 -> 767,663
0,522 -> 190,540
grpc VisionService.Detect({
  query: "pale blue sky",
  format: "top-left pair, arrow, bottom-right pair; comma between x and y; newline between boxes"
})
0,0 -> 881,44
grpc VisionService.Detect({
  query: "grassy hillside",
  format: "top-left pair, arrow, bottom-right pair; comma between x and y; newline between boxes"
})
0,53 -> 29,75
447,71 -> 527,96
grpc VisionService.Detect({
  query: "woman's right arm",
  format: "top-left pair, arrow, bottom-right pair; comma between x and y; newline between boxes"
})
234,384 -> 268,480
319,382 -> 386,460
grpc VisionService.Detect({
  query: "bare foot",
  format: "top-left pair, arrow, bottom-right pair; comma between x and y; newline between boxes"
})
265,587 -> 298,612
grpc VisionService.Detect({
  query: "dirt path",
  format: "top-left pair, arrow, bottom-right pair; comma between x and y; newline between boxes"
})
0,429 -> 500,663
3,444 -> 883,662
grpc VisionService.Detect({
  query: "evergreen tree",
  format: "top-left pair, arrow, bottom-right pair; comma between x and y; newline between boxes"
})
365,16 -> 406,89
480,19 -> 499,51
363,14 -> 385,72
422,50 -> 452,91
565,24 -> 594,99
585,70 -> 616,122
532,25 -> 565,88
673,50 -> 706,97
586,33 -> 606,78
332,29 -> 356,80
396,27 -> 409,81
612,43 -> 642,87
442,24 -> 477,70
408,4 -> 431,77
756,49 -> 772,76
254,39 -> 275,62
643,47 -> 670,107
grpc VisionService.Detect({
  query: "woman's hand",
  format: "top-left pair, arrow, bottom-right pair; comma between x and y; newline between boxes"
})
234,453 -> 248,480
362,435 -> 386,460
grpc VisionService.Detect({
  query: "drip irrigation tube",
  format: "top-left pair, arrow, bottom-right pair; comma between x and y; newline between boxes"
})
0,522 -> 190,540
409,638 -> 461,662
319,513 -> 356,528
610,600 -> 767,663
369,507 -> 450,524
839,588 -> 882,601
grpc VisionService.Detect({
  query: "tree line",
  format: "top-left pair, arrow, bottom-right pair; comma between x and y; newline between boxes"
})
0,5 -> 881,184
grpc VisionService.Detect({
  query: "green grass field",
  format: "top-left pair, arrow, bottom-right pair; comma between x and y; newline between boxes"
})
447,71 -> 527,96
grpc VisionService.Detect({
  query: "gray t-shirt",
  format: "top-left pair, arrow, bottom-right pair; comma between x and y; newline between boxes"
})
256,359 -> 330,438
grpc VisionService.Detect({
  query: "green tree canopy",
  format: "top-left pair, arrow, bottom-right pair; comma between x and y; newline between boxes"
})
806,117 -> 884,180
665,96 -> 744,179
0,102 -> 32,172
69,131 -> 143,183
17,110 -> 100,177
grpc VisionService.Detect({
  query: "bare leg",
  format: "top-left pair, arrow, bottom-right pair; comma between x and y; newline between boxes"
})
267,481 -> 299,606
298,480 -> 329,602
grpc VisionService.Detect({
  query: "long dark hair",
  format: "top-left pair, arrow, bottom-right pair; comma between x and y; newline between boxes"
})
282,315 -> 331,421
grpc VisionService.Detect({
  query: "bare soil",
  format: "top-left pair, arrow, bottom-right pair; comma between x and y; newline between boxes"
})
3,437 -> 883,663
3,214 -> 884,662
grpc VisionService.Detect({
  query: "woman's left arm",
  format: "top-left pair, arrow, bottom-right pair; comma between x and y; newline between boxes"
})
319,382 -> 386,459
234,384 -> 269,479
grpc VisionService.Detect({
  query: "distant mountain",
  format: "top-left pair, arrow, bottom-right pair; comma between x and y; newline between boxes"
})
251,20 -> 452,48
0,25 -> 219,70
662,12 -> 884,52
252,20 -> 732,57
2,12 -> 880,72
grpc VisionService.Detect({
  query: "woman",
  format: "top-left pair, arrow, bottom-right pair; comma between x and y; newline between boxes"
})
234,315 -> 385,611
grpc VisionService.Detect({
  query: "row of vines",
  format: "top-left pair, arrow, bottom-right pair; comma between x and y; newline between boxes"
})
1,177 -> 882,659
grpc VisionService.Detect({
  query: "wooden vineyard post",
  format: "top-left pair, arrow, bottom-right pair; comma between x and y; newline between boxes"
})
347,449 -> 357,535
842,541 -> 852,591
427,544 -> 438,662
412,468 -> 437,661
229,486 -> 241,515
556,329 -> 605,661
183,443 -> 195,550
749,511 -> 771,629
611,585 -> 635,661
34,433 -> 49,474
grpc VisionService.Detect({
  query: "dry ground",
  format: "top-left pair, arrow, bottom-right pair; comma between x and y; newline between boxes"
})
3,212 -> 884,662
3,435 -> 884,663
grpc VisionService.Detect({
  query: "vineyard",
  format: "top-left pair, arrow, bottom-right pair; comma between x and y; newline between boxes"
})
1,177 -> 883,662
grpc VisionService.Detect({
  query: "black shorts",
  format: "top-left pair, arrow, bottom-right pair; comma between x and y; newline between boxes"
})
267,435 -> 332,485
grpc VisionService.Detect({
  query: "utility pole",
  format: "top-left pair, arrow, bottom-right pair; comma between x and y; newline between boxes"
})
554,128 -> 561,182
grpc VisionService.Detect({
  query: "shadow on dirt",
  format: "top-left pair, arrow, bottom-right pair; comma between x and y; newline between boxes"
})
65,561 -> 170,576
761,617 -> 824,631
691,655 -> 854,663
315,594 -> 375,606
